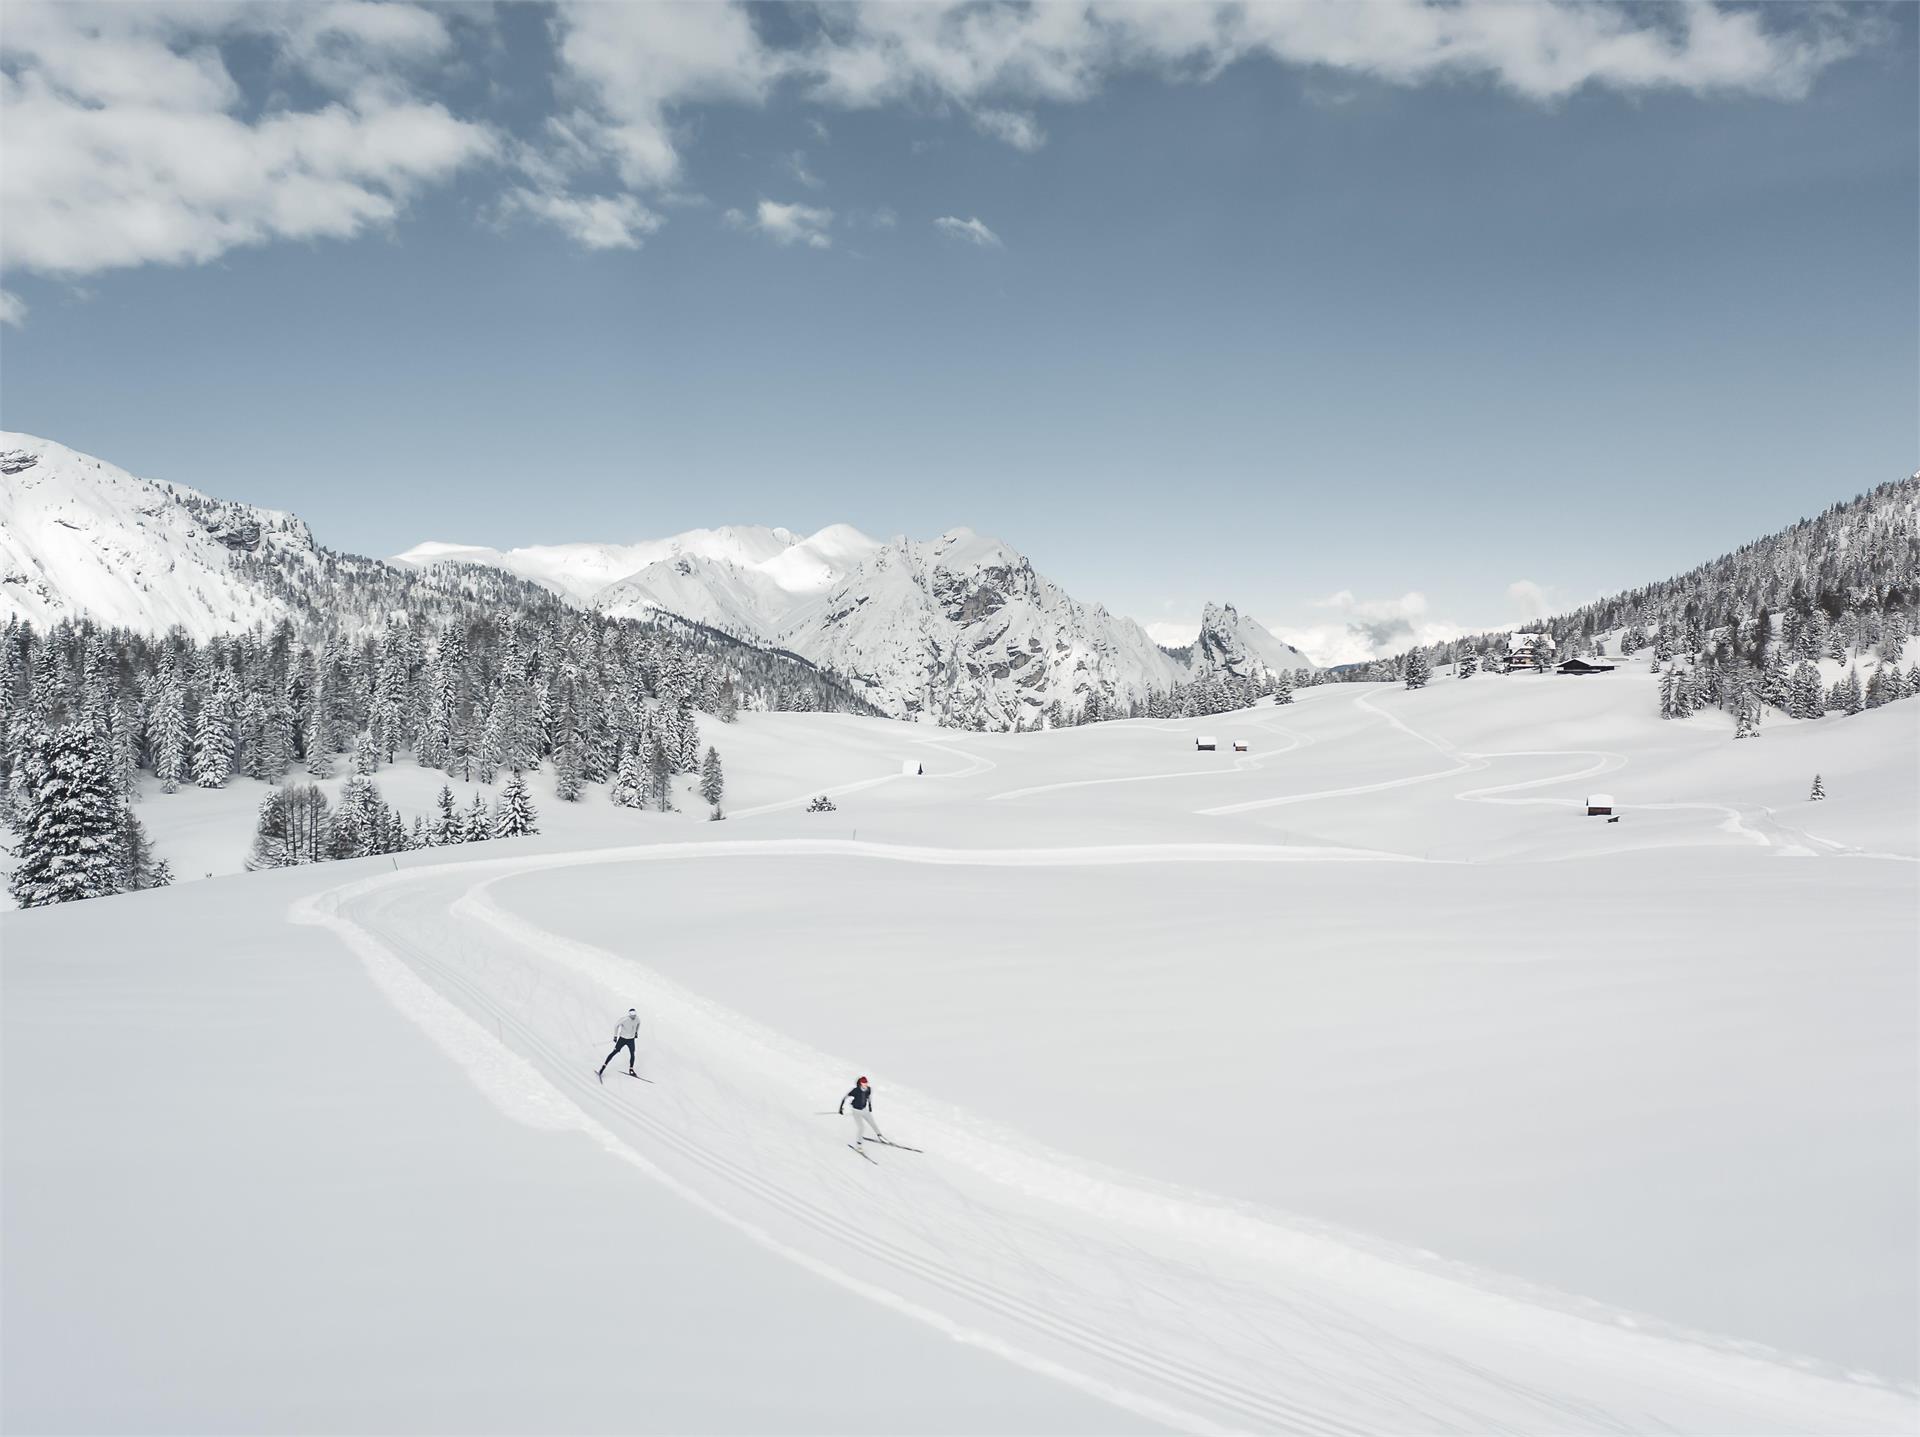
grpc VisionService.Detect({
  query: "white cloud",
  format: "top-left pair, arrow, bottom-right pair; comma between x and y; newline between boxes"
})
1271,590 -> 1469,667
801,1 -> 1864,114
281,1 -> 458,97
1506,579 -> 1555,620
934,215 -> 1002,248
534,2 -> 1863,254
783,149 -> 825,190
971,108 -> 1046,151
498,188 -> 661,250
546,1 -> 783,192
0,0 -> 1870,273
0,289 -> 26,328
727,199 -> 834,249
0,4 -> 496,278
806,116 -> 832,144
1273,579 -> 1578,665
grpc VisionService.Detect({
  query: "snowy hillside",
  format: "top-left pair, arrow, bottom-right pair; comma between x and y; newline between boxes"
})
591,524 -> 891,641
593,552 -> 805,640
5,667 -> 1914,1432
0,433 -> 322,639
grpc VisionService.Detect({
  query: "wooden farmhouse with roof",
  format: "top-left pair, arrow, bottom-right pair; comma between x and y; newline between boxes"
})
1503,633 -> 1557,673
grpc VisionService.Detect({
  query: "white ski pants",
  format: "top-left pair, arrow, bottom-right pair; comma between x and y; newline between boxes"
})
849,1108 -> 880,1144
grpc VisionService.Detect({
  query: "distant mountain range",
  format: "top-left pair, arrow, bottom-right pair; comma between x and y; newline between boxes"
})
0,432 -> 1312,729
395,524 -> 1312,727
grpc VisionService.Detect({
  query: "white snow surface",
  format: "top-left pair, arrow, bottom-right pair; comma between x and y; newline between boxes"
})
5,666 -> 1916,1433
0,432 -> 321,639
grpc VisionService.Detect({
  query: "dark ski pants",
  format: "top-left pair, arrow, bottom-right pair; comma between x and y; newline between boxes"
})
601,1037 -> 636,1073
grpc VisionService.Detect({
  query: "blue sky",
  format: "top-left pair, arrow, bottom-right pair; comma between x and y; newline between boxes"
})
2,2 -> 1914,662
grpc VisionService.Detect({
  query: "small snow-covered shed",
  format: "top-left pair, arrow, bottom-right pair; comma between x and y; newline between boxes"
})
1195,736 -> 1218,752
1586,794 -> 1616,816
1558,658 -> 1616,676
1232,740 -> 1250,753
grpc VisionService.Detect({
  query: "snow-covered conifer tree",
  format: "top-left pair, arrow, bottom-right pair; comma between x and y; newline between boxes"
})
192,672 -> 236,788
554,739 -> 583,802
646,736 -> 673,812
674,698 -> 700,772
1760,648 -> 1791,712
432,784 -> 461,846
699,746 -> 724,812
476,700 -> 503,784
609,745 -> 643,809
1404,649 -> 1432,691
1809,773 -> 1826,801
247,790 -> 291,870
8,723 -> 125,907
304,670 -> 333,778
462,793 -> 492,843
494,771 -> 539,838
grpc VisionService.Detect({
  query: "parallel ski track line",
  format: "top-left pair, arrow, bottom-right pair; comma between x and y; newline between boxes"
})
299,848 -> 1918,1437
367,891 -> 1368,1437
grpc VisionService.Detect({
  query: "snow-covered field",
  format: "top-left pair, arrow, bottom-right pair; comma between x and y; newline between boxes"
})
5,667 -> 1916,1433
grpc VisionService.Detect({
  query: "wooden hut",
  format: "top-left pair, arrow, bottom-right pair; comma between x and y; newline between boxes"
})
1195,736 -> 1218,752
1586,794 -> 1616,816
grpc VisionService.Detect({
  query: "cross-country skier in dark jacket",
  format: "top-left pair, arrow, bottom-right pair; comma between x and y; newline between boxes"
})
840,1076 -> 882,1146
599,1008 -> 640,1079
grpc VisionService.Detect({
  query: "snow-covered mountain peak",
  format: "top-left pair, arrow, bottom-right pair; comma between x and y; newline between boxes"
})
926,526 -> 1022,568
0,431 -> 322,639
1188,601 -> 1310,681
758,523 -> 881,595
394,522 -> 879,611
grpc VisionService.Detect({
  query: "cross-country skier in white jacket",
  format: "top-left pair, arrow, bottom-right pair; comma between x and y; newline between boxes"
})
599,1008 -> 641,1079
840,1076 -> 882,1145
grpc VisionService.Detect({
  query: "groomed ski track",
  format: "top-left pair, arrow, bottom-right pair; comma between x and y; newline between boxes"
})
294,840 -> 1914,1436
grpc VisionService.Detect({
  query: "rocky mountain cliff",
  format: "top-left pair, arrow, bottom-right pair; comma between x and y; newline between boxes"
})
773,529 -> 1190,728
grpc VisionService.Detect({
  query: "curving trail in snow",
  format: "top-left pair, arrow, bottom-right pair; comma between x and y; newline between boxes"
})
728,733 -> 999,819
292,841 -> 1916,1436
1197,690 -> 1483,817
1198,687 -> 1811,857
